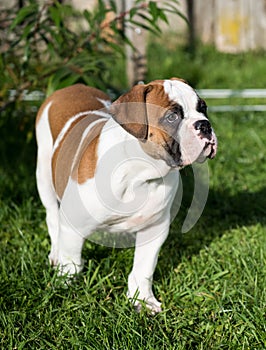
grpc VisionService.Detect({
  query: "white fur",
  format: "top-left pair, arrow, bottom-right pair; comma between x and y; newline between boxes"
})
36,102 -> 60,265
97,97 -> 112,109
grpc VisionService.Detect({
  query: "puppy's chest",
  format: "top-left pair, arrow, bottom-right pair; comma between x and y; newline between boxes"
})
100,179 -> 175,233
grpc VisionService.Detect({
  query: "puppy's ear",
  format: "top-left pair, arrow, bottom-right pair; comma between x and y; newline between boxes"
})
110,84 -> 153,140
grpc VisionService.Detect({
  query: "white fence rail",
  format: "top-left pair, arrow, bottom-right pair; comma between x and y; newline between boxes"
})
197,89 -> 266,112
7,89 -> 266,113
198,89 -> 266,99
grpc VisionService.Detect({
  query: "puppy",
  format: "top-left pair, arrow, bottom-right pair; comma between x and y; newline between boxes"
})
36,78 -> 217,312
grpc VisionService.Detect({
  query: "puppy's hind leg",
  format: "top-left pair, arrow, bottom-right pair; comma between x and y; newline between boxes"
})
36,104 -> 59,266
56,210 -> 85,276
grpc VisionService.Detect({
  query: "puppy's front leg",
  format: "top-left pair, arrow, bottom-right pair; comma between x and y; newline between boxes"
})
127,217 -> 170,313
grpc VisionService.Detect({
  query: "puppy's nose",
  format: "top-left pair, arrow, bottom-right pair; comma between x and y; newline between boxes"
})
194,119 -> 212,137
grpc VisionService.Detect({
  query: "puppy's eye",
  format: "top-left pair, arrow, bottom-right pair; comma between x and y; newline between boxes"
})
166,113 -> 179,123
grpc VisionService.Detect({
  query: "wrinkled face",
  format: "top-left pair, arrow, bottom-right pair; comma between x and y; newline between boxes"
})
112,78 -> 217,168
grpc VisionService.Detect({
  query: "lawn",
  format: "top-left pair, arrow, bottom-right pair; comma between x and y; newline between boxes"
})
0,44 -> 266,349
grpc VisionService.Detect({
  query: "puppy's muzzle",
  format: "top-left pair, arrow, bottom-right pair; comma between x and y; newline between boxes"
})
194,119 -> 217,161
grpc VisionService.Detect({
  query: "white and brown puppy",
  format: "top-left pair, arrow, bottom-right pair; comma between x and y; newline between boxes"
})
36,78 -> 217,312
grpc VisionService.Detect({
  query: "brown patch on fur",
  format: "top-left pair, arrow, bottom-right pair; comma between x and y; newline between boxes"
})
111,80 -> 177,163
140,83 -> 173,153
111,81 -> 176,140
146,82 -> 172,110
72,121 -> 106,184
52,114 -> 104,199
111,84 -> 152,139
36,84 -> 110,142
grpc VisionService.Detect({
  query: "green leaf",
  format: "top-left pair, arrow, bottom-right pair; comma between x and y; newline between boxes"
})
49,6 -> 62,28
158,9 -> 169,24
161,3 -> 188,24
109,0 -> 117,13
10,4 -> 38,30
149,1 -> 159,21
46,67 -> 71,96
60,73 -> 81,89
106,42 -> 126,57
132,16 -> 161,35
21,21 -> 35,40
129,7 -> 138,20
83,9 -> 92,24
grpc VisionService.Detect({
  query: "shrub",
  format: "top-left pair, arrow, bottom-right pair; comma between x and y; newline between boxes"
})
0,0 -> 184,110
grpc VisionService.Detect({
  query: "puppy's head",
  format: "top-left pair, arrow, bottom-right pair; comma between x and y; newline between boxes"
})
111,78 -> 217,168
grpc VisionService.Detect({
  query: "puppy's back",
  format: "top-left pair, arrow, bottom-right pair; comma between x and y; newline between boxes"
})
36,84 -> 111,142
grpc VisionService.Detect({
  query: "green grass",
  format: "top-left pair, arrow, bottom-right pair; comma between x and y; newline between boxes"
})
1,44 -> 266,349
147,39 -> 266,89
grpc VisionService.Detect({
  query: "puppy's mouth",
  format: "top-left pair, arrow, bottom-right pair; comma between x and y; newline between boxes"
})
207,142 -> 217,159
196,139 -> 217,163
165,133 -> 217,168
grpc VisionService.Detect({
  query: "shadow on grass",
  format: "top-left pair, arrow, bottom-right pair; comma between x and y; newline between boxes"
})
0,103 -> 38,203
160,171 -> 266,272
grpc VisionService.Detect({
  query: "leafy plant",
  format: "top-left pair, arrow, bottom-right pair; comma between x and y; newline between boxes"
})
0,0 -> 184,110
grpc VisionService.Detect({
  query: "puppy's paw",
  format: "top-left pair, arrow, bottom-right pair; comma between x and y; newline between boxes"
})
48,251 -> 58,267
57,260 -> 84,276
138,296 -> 162,314
129,294 -> 162,314
50,256 -> 84,278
